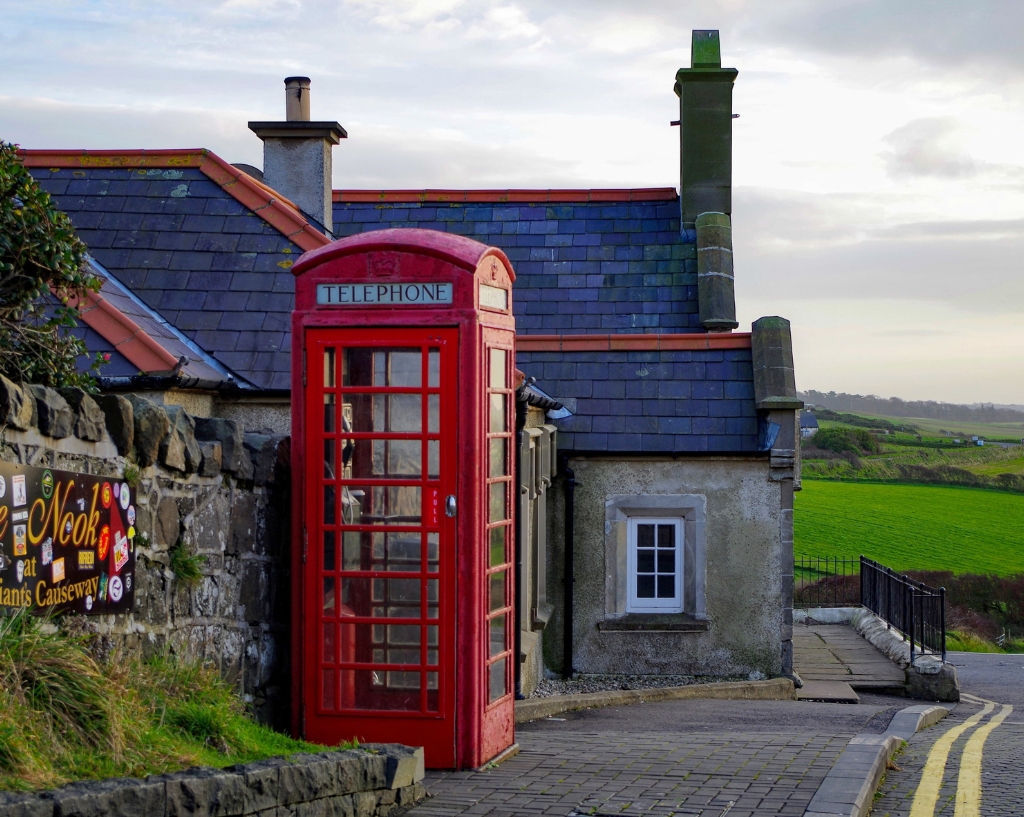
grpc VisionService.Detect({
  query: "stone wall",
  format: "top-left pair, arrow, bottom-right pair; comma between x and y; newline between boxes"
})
0,376 -> 291,726
0,744 -> 426,817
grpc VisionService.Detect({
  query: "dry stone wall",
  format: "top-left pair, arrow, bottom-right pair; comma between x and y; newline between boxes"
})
0,376 -> 291,726
0,745 -> 426,817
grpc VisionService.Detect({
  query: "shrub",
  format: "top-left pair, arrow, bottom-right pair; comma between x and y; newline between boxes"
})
810,426 -> 880,456
0,142 -> 101,389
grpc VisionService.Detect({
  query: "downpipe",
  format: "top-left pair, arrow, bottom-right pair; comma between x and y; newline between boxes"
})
559,453 -> 576,679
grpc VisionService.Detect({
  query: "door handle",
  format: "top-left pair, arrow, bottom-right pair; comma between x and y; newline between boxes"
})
445,495 -> 457,517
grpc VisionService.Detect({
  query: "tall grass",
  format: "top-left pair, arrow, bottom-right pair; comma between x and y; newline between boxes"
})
0,612 -> 330,792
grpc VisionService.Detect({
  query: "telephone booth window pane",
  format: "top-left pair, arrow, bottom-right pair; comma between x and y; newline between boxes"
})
387,440 -> 422,477
489,394 -> 506,433
342,348 -> 421,388
324,485 -> 336,525
489,349 -> 506,389
489,482 -> 506,523
346,394 -> 422,434
386,533 -> 421,570
342,531 -> 362,570
428,441 -> 439,480
324,348 -> 336,388
324,530 -> 336,571
489,658 -> 507,702
427,580 -> 439,618
323,623 -> 335,663
489,526 -> 505,567
323,577 -> 335,613
489,617 -> 505,657
324,438 -> 336,480
345,670 -> 420,711
489,438 -> 505,478
322,669 -> 335,710
427,533 -> 439,572
489,571 -> 506,612
428,395 -> 439,433
341,486 -> 421,525
428,349 -> 440,387
324,393 -> 336,432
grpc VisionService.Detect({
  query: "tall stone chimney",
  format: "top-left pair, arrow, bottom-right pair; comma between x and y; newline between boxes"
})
249,77 -> 346,234
674,31 -> 737,227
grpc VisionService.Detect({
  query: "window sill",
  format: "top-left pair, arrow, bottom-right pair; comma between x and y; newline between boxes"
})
598,614 -> 709,633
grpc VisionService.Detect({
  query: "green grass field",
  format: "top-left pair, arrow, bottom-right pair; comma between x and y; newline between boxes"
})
794,480 -> 1024,575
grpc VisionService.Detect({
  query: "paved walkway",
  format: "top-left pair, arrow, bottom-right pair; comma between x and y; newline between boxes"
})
793,621 -> 906,690
872,652 -> 1024,817
409,730 -> 846,816
404,694 -> 910,817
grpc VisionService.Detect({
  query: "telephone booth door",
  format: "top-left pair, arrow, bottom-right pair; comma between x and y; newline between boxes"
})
291,229 -> 517,770
303,329 -> 459,762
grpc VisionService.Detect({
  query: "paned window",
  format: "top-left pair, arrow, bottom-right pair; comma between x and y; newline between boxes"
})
626,518 -> 683,613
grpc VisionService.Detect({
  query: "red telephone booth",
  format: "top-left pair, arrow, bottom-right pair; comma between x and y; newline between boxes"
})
290,229 -> 517,769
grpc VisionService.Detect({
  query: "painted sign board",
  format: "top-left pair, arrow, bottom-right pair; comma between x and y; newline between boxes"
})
0,461 -> 136,615
317,282 -> 454,306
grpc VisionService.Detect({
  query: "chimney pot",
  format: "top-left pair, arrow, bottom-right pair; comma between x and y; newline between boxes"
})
285,76 -> 311,121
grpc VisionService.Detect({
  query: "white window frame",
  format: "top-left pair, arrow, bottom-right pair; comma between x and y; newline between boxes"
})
626,517 -> 683,613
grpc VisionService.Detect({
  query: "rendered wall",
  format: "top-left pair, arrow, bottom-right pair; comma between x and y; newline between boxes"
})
547,455 -> 787,679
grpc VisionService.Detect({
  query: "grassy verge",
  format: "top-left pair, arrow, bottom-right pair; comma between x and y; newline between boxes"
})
946,631 -> 1024,654
0,611 -> 334,792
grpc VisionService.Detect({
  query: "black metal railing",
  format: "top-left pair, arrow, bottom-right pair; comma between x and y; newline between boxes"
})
794,556 -> 861,609
860,556 -> 946,663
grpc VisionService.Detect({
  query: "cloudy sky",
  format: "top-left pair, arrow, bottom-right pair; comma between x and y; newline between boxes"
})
2,0 -> 1023,404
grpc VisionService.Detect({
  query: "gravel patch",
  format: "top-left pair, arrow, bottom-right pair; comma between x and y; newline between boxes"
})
530,674 -> 746,698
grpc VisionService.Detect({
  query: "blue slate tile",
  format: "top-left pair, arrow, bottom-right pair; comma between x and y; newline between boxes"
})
181,214 -> 226,232
607,434 -> 642,451
159,289 -> 207,311
204,196 -> 247,216
195,233 -> 240,253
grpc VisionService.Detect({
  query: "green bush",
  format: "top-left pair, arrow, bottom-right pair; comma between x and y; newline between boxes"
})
0,142 -> 101,389
811,426 -> 881,455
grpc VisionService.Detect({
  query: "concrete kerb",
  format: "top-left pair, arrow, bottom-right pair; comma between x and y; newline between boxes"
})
515,677 -> 795,723
803,704 -> 948,817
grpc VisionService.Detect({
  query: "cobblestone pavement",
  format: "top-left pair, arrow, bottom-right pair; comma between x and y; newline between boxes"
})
406,728 -> 851,816
872,652 -> 1024,817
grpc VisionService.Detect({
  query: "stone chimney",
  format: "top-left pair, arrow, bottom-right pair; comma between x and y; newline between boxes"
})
674,31 -> 737,227
249,77 -> 346,234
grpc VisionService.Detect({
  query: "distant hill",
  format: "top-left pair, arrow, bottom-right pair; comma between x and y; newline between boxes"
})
800,391 -> 1024,425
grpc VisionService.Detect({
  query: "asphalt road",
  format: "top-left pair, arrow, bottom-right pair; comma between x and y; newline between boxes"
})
873,652 -> 1024,817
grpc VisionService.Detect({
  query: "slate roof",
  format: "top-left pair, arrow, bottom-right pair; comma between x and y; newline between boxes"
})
514,335 -> 758,453
23,150 -> 330,391
22,147 -> 762,453
330,191 -> 760,453
332,190 -> 699,335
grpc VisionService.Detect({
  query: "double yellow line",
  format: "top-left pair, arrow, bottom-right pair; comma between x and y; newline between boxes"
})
908,693 -> 1013,817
